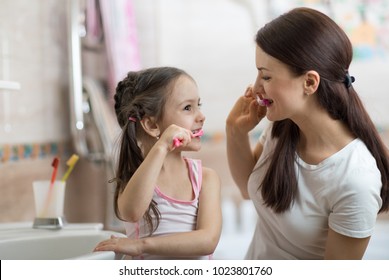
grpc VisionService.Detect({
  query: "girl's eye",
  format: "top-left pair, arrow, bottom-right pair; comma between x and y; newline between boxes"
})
184,102 -> 202,111
262,76 -> 271,81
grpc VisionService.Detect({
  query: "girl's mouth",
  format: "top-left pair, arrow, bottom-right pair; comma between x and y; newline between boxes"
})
173,129 -> 204,148
192,129 -> 203,137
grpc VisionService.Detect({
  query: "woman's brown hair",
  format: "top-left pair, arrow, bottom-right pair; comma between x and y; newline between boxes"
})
256,7 -> 389,213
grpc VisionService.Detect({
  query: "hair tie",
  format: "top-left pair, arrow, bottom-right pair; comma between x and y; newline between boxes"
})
344,72 -> 355,88
128,117 -> 137,123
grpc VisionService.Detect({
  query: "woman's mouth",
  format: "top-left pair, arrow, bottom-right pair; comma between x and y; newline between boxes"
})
257,97 -> 273,107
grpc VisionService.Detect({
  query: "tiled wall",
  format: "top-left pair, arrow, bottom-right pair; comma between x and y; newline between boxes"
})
0,1 -> 70,144
0,1 -> 66,222
0,0 -> 108,225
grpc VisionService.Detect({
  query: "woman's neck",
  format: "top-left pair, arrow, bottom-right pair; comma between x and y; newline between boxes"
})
294,111 -> 355,164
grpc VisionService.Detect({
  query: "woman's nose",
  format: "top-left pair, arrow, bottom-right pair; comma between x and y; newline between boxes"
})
253,79 -> 264,97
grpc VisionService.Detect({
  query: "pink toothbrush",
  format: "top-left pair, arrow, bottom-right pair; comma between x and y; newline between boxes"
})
256,96 -> 272,107
192,129 -> 204,137
49,157 -> 60,188
173,129 -> 204,148
40,157 -> 60,216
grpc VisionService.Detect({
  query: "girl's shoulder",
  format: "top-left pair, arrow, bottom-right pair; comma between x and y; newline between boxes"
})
202,166 -> 219,178
183,157 -> 220,189
201,167 -> 221,190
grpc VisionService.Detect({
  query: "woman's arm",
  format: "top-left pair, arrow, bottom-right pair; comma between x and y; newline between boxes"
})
94,168 -> 222,257
324,228 -> 370,259
226,87 -> 266,198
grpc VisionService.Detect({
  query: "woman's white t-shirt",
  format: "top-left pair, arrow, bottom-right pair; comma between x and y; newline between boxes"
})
246,124 -> 382,259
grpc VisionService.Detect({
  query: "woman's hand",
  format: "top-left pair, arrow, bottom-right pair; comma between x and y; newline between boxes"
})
226,86 -> 266,134
226,86 -> 266,198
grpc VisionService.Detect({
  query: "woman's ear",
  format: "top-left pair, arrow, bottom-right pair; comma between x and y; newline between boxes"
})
140,116 -> 160,139
303,70 -> 320,95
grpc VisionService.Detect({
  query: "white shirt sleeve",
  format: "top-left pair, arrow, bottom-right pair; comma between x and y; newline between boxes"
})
329,155 -> 382,238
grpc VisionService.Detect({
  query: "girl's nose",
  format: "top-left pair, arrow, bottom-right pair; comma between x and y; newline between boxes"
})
198,111 -> 206,123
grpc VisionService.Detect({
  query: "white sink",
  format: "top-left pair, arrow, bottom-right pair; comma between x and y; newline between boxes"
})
0,223 -> 126,260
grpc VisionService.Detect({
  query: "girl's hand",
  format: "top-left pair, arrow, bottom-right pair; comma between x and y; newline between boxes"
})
158,124 -> 193,151
226,86 -> 266,134
94,235 -> 142,256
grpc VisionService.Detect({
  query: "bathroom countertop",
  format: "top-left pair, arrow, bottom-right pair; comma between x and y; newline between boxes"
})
0,222 -> 104,240
0,222 -> 103,230
0,222 -> 125,260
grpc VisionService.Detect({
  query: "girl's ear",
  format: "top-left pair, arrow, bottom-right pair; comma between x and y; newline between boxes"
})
303,70 -> 320,95
140,116 -> 160,138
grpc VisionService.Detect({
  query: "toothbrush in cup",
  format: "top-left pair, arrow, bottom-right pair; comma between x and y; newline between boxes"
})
173,129 -> 204,148
61,154 -> 79,182
40,157 -> 60,217
49,157 -> 60,189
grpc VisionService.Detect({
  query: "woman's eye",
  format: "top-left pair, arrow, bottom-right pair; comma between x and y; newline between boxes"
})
258,71 -> 270,81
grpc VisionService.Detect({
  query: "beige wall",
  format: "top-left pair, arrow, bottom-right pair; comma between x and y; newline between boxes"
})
1,0 -> 389,226
0,0 -> 110,225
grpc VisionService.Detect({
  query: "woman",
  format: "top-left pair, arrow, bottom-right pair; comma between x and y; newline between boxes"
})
226,7 -> 389,259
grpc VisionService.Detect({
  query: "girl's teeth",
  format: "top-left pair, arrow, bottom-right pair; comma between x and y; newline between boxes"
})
192,130 -> 203,137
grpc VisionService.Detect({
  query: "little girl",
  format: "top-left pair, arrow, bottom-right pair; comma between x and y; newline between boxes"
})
94,66 -> 222,259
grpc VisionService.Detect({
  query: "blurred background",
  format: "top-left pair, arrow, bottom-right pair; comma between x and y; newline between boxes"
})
1,0 -> 388,259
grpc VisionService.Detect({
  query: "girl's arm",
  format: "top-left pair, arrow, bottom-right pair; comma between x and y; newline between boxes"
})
118,125 -> 192,222
226,88 -> 266,199
142,167 -> 222,257
324,228 -> 370,259
117,143 -> 168,222
95,167 -> 222,257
